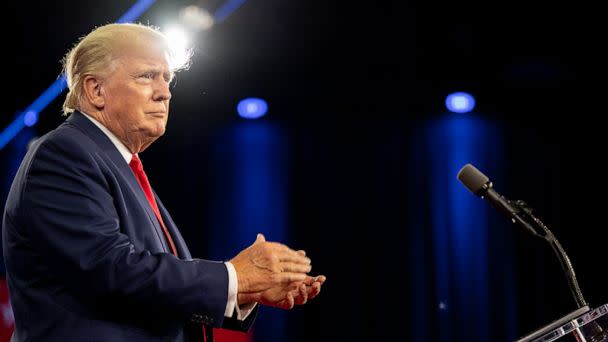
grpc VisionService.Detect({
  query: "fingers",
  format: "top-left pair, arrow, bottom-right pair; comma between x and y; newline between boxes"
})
274,272 -> 307,284
301,275 -> 316,286
254,235 -> 310,266
253,274 -> 324,310
280,262 -> 312,274
284,293 -> 295,309
244,233 -> 318,292
309,275 -> 325,300
275,292 -> 295,310
298,275 -> 324,301
297,283 -> 308,305
277,249 -> 311,265
308,282 -> 321,300
301,275 -> 326,286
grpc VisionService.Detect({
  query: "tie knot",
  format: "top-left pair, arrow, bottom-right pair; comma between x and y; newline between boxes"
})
129,154 -> 143,172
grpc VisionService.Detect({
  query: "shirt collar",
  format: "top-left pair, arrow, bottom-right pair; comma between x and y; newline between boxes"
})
80,112 -> 134,164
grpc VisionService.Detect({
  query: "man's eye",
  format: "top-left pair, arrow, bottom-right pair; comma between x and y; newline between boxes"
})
140,73 -> 155,79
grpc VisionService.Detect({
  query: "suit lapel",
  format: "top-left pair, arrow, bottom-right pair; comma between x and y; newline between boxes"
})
65,112 -> 172,254
155,194 -> 192,260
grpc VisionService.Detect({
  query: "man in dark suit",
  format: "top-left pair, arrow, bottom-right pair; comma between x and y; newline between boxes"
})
2,23 -> 325,341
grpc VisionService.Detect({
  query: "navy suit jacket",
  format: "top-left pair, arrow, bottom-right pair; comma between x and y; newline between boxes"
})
2,112 -> 256,341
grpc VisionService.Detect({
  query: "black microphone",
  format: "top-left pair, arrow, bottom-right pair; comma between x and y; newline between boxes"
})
456,163 -> 537,236
457,163 -> 520,219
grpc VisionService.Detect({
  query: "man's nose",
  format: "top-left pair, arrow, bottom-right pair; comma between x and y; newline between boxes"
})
153,80 -> 172,101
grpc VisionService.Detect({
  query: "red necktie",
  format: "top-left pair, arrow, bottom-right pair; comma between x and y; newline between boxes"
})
129,154 -> 178,256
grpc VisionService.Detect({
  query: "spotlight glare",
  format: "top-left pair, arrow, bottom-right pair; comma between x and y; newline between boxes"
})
446,92 -> 476,113
163,26 -> 192,70
179,5 -> 214,31
237,98 -> 268,119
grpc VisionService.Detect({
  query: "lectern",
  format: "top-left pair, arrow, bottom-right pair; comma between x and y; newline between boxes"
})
516,304 -> 608,342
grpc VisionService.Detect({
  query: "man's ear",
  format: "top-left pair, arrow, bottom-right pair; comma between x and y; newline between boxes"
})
83,75 -> 105,109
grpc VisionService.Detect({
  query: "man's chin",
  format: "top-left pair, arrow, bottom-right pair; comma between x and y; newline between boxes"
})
149,123 -> 166,137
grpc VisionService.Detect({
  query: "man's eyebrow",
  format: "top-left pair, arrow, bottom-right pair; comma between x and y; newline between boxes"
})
131,67 -> 173,80
132,67 -> 158,74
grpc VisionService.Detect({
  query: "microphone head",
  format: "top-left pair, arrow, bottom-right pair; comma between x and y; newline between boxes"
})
457,163 -> 490,195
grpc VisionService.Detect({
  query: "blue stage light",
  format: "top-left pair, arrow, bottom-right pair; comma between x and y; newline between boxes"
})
446,92 -> 476,113
237,98 -> 268,119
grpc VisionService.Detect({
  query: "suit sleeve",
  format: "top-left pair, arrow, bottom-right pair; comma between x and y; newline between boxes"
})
20,135 -> 229,328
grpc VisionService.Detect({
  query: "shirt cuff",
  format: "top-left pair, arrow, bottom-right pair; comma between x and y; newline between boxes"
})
224,261 -> 257,320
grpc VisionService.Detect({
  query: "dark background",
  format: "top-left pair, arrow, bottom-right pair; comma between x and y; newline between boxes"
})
2,0 -> 594,341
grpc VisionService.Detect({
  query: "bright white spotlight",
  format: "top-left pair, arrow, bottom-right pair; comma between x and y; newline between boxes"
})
163,26 -> 192,70
445,92 -> 476,113
237,98 -> 268,119
179,5 -> 214,31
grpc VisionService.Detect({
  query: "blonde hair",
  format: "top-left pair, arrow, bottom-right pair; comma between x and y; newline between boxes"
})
61,23 -> 191,115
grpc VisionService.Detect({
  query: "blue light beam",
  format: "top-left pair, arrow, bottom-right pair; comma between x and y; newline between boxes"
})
117,0 -> 157,24
214,0 -> 247,23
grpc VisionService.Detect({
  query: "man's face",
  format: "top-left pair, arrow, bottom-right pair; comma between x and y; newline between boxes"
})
101,45 -> 173,148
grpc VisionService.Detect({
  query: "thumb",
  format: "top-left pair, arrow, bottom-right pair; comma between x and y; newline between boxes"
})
255,233 -> 266,243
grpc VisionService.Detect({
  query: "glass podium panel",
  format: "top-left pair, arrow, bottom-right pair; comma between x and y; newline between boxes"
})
530,304 -> 608,342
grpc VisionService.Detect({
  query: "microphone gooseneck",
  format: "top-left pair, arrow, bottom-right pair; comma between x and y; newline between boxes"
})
457,163 -> 587,309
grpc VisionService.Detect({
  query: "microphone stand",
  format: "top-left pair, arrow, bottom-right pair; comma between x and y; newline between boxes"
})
507,199 -> 592,341
512,199 -> 587,309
